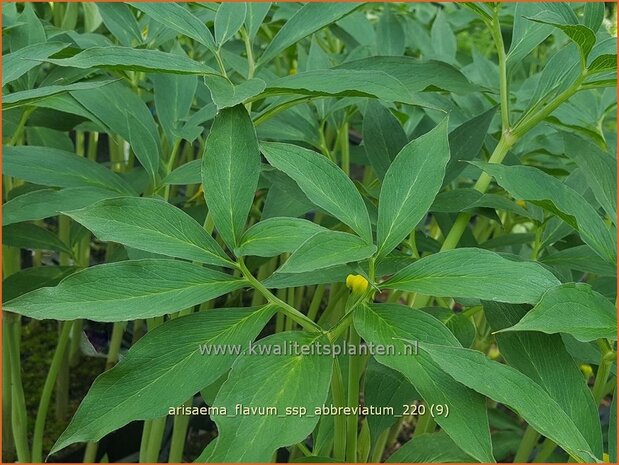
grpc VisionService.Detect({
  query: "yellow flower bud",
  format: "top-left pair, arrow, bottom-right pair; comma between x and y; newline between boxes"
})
579,363 -> 594,380
603,453 -> 610,463
515,199 -> 527,208
346,274 -> 369,294
488,345 -> 500,360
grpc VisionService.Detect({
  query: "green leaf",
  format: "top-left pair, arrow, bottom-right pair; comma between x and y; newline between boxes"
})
2,266 -> 78,303
507,4 -> 553,68
588,54 -> 616,74
204,75 -> 266,109
354,304 -> 493,462
153,72 -> 197,144
3,222 -> 73,256
583,2 -> 605,32
47,46 -> 217,74
277,231 -> 377,274
2,187 -> 126,226
214,3 -> 246,46
237,217 -> 327,257
263,264 -> 353,289
337,56 -> 474,94
430,9 -> 456,62
431,189 -> 531,219
472,162 -> 617,265
261,142 -> 372,243
362,100 -> 408,180
539,245 -> 617,277
485,301 -> 603,456
3,42 -> 68,86
422,343 -> 597,462
129,2 -> 216,52
264,69 -> 413,103
52,305 -> 275,454
376,118 -> 450,257
65,197 -> 233,268
97,3 -> 142,47
422,307 -> 476,348
383,248 -> 560,304
163,160 -> 201,185
527,10 -> 596,62
71,81 -> 160,162
257,3 -> 359,67
205,331 -> 333,462
498,283 -> 616,343
3,146 -> 135,195
4,259 -> 245,321
443,107 -> 496,185
245,3 -> 271,40
364,358 -> 419,446
387,431 -> 521,463
125,111 -> 159,183
563,134 -> 616,219
376,6 -> 405,56
201,105 -> 260,249
3,80 -> 117,110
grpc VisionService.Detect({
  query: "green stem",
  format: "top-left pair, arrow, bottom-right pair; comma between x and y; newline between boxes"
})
139,420 -> 153,463
168,399 -> 191,462
533,438 -> 557,462
346,327 -> 362,462
371,429 -> 389,463
331,359 -> 347,461
238,259 -> 321,332
307,284 -> 325,322
144,417 -> 166,462
339,122 -> 350,175
491,8 -> 509,130
438,135 -> 516,251
514,425 -> 539,463
592,341 -> 615,405
8,107 -> 34,146
6,313 -> 30,462
32,321 -> 74,462
511,73 -> 585,139
55,216 -> 72,421
105,322 -> 125,370
83,442 -> 98,462
3,321 -> 14,460
414,406 -> 436,436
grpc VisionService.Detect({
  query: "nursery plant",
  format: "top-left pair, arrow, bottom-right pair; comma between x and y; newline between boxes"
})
2,2 -> 617,463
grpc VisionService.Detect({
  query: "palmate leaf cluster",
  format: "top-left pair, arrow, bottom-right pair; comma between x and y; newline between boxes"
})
2,2 -> 617,463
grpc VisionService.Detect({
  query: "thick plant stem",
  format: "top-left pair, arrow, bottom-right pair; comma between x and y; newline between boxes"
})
491,7 -> 509,130
32,321 -> 74,462
3,322 -> 14,459
440,134 -> 516,253
331,359 -> 347,461
83,441 -> 98,462
55,215 -> 72,421
339,122 -> 350,175
6,313 -> 30,463
144,416 -> 166,462
533,438 -> 557,462
238,259 -> 321,333
168,399 -> 192,462
345,327 -> 362,462
139,420 -> 153,463
412,406 -> 436,437
105,322 -> 125,370
592,340 -> 615,404
514,424 -> 539,463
